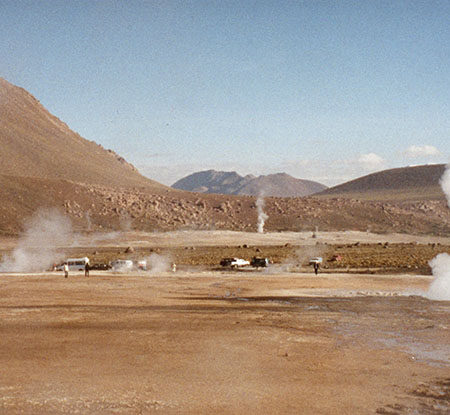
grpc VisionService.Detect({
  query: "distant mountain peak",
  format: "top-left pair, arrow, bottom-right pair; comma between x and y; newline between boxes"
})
172,170 -> 327,197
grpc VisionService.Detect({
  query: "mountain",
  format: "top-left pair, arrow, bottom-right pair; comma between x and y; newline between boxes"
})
315,164 -> 447,201
0,77 -> 165,189
171,170 -> 327,197
172,170 -> 247,194
0,77 -> 448,236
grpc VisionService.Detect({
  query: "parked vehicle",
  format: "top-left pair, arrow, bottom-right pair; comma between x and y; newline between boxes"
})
220,258 -> 250,268
251,257 -> 269,268
56,257 -> 89,271
89,263 -> 111,271
111,259 -> 133,272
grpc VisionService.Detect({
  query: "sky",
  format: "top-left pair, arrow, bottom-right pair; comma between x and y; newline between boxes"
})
0,0 -> 449,186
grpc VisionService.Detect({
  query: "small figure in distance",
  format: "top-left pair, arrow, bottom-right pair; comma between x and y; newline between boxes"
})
63,263 -> 69,278
171,263 -> 177,273
85,262 -> 90,277
309,257 -> 322,275
313,262 -> 319,275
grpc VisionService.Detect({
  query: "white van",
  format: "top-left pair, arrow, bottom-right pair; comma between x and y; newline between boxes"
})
65,257 -> 90,271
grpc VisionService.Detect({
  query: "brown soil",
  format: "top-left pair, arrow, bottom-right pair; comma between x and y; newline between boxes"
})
0,272 -> 448,414
0,232 -> 448,414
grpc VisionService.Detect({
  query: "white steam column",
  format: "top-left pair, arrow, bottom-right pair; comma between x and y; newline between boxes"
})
0,209 -> 73,273
441,163 -> 450,207
427,163 -> 450,301
256,196 -> 268,234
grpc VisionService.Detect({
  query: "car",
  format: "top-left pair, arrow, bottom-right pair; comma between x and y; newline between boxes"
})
250,257 -> 269,268
90,263 -> 111,271
111,259 -> 133,271
309,257 -> 323,265
220,257 -> 250,268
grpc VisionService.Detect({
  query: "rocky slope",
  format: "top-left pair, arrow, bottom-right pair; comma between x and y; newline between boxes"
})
1,175 -> 448,236
172,170 -> 327,197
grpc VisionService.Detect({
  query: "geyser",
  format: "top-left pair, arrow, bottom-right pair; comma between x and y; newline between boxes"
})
145,253 -> 172,274
256,196 -> 268,233
427,253 -> 450,301
0,209 -> 73,273
440,162 -> 450,207
426,163 -> 450,301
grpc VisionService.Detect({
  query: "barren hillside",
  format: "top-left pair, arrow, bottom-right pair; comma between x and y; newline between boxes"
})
315,164 -> 446,201
0,78 -> 165,189
1,175 -> 449,236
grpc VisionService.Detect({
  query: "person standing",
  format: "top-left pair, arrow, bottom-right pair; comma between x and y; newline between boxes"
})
313,262 -> 319,275
84,262 -> 90,277
63,263 -> 69,278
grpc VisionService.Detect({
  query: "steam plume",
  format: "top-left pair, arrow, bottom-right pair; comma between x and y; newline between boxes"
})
145,253 -> 172,274
440,163 -> 450,207
120,213 -> 132,232
256,196 -> 268,233
427,253 -> 450,301
426,163 -> 450,301
85,210 -> 92,231
0,209 -> 73,272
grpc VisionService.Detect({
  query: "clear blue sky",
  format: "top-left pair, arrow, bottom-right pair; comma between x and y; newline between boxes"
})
1,0 -> 449,186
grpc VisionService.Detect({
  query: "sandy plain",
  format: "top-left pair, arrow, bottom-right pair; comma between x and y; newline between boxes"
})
0,231 -> 449,414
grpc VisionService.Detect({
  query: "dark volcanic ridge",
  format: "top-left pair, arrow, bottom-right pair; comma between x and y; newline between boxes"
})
171,169 -> 327,197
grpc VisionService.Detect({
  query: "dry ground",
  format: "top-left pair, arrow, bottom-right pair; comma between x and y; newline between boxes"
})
0,271 -> 449,414
0,231 -> 449,414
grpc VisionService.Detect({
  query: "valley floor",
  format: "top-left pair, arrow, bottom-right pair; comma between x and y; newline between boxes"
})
0,268 -> 448,414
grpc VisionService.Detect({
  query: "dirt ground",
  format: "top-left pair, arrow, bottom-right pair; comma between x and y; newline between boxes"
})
0,231 -> 449,414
